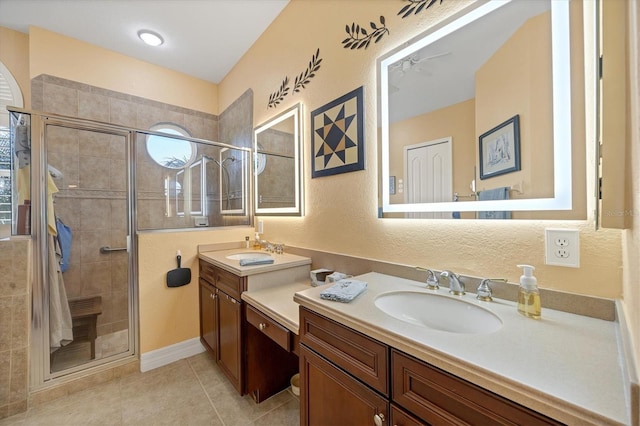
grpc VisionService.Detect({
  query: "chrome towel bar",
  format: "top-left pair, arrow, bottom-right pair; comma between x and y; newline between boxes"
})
100,246 -> 127,254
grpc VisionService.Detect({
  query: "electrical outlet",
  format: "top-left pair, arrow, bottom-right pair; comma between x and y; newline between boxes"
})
545,229 -> 580,267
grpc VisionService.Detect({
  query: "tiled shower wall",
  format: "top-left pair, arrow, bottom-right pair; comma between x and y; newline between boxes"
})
0,239 -> 30,418
31,74 -> 221,338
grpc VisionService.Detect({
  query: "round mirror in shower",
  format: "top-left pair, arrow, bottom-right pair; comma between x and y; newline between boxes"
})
254,143 -> 267,175
146,124 -> 196,169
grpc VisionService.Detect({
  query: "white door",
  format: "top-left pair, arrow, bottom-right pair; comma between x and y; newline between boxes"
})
404,137 -> 453,219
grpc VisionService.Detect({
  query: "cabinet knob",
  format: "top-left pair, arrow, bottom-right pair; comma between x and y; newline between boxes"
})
259,323 -> 267,330
374,413 -> 385,426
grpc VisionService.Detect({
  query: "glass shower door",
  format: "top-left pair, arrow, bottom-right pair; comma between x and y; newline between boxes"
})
44,121 -> 135,376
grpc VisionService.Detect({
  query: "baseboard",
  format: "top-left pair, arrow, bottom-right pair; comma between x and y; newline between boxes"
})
140,338 -> 206,372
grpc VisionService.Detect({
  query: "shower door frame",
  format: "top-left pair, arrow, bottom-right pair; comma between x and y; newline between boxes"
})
28,111 -> 139,389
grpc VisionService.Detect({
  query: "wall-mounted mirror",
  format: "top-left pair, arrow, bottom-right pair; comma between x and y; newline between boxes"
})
254,103 -> 304,216
379,0 -> 577,219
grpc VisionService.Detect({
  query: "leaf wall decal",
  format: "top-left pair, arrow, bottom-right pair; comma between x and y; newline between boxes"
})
267,49 -> 323,108
341,15 -> 389,50
398,0 -> 444,18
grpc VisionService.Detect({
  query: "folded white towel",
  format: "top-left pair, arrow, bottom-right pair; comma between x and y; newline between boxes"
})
320,279 -> 367,303
239,257 -> 275,266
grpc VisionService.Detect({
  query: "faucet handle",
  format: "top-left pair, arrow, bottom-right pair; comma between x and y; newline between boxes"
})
476,278 -> 507,302
416,267 -> 439,290
425,269 -> 439,290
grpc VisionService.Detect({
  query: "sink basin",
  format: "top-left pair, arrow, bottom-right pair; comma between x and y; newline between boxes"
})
374,291 -> 502,334
225,252 -> 273,261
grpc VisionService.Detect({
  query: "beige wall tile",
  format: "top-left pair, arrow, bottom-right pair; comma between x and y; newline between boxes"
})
79,229 -> 111,263
109,98 -> 137,128
9,348 -> 27,403
78,91 -> 109,122
79,199 -> 111,231
80,261 -> 112,295
43,83 -> 78,117
10,295 -> 28,349
109,159 -> 127,191
0,351 -> 10,405
0,299 -> 11,350
79,155 -> 110,190
78,129 -> 112,157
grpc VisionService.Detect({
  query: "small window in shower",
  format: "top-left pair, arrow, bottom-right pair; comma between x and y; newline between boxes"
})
146,124 -> 195,169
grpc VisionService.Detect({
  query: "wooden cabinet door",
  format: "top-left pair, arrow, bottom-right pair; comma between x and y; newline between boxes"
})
217,290 -> 243,394
300,344 -> 388,426
199,279 -> 217,358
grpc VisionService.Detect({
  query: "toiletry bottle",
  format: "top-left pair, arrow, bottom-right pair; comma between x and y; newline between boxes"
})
245,236 -> 250,249
517,264 -> 541,319
253,232 -> 262,250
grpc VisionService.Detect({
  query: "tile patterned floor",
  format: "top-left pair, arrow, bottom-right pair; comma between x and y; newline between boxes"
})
1,353 -> 299,426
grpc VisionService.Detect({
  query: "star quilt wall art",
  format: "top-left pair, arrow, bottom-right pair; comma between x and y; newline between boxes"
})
311,86 -> 364,178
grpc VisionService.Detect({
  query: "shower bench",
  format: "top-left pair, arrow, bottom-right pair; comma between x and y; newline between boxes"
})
68,296 -> 102,359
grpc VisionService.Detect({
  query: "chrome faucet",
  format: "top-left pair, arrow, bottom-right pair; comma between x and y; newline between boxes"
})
440,270 -> 464,295
476,278 -> 507,302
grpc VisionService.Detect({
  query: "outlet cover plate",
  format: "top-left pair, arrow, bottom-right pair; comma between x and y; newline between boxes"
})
545,228 -> 580,267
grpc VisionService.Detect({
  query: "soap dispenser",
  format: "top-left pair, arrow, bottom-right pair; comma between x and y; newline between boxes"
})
253,232 -> 262,250
517,264 -> 541,319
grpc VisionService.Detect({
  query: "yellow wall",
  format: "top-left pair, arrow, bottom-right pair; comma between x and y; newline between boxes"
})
475,11 -> 554,200
137,228 -> 249,352
221,0 -> 622,298
0,27 -> 30,108
389,99 -> 476,205
28,27 -> 219,115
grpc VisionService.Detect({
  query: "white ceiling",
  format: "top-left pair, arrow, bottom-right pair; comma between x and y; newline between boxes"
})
0,0 -> 289,84
388,0 -> 551,123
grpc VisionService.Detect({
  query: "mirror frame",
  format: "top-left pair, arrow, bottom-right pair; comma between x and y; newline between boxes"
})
253,103 -> 304,216
379,0 -> 572,215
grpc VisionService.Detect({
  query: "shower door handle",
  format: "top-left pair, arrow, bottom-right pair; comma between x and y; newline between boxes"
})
100,246 -> 127,254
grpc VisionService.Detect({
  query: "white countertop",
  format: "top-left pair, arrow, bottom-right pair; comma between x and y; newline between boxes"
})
294,272 -> 629,425
199,248 -> 311,277
241,281 -> 311,334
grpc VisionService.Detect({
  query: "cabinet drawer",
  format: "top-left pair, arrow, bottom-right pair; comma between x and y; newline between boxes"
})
300,307 -> 389,396
391,404 -> 426,426
246,304 -> 291,351
392,350 -> 562,425
216,267 -> 246,300
199,261 -> 216,285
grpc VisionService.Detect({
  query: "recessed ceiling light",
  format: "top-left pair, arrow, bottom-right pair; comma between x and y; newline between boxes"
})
137,30 -> 164,47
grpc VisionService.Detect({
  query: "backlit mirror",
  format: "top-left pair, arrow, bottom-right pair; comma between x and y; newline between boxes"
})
379,0 -> 575,219
254,103 -> 303,216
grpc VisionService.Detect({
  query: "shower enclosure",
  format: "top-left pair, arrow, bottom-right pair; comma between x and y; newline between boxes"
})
9,108 -> 250,388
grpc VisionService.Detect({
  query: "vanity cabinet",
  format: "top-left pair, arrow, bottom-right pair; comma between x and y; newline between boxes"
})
244,304 -> 299,403
299,307 -> 562,426
199,260 -> 247,394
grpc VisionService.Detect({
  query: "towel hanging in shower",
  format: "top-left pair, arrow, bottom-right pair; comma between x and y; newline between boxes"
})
56,218 -> 72,273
